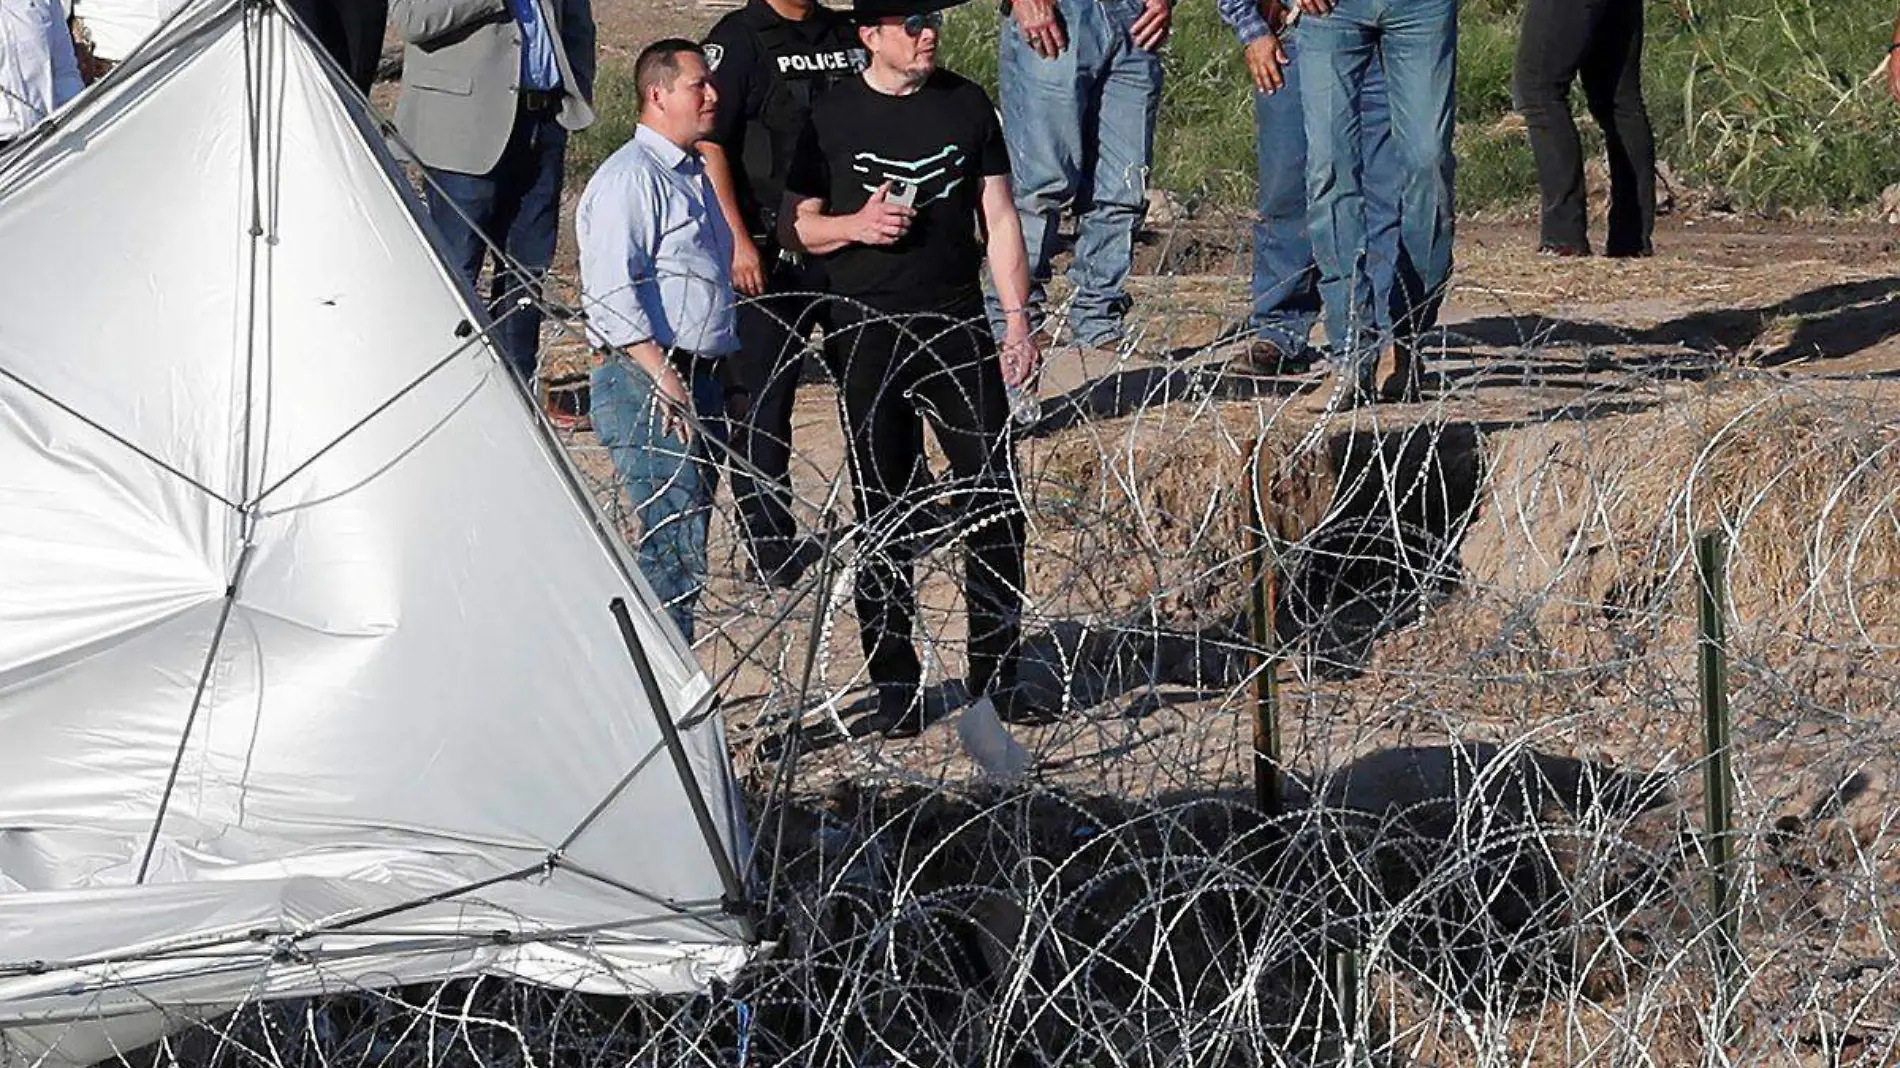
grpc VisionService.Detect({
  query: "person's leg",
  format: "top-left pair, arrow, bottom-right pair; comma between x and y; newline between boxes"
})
1296,4 -> 1381,366
834,312 -> 928,708
1513,0 -> 1592,253
1247,43 -> 1323,362
728,259 -> 826,580
990,0 -> 1103,340
1360,47 -> 1404,336
1066,0 -> 1162,346
1581,0 -> 1656,258
588,357 -> 715,642
1380,0 -> 1458,344
488,112 -> 568,386
337,0 -> 391,92
423,164 -> 499,320
905,313 -> 1027,706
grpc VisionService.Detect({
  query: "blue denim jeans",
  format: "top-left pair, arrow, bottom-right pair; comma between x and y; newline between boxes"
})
1251,33 -> 1400,359
1298,0 -> 1456,363
993,0 -> 1163,345
590,356 -> 728,643
425,104 -> 568,384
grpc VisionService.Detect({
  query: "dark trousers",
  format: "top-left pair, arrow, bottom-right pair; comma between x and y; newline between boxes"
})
728,253 -> 834,571
832,301 -> 1027,701
1513,0 -> 1655,255
283,0 -> 389,92
424,103 -> 568,384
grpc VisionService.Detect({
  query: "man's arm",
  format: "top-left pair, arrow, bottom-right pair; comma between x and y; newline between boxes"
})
1888,10 -> 1900,106
979,174 -> 1039,388
562,0 -> 596,103
1216,0 -> 1273,44
390,0 -> 508,45
701,143 -> 768,297
779,187 -> 913,256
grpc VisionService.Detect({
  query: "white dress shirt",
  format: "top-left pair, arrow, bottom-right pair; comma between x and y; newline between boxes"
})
1,0 -> 83,141
577,123 -> 738,357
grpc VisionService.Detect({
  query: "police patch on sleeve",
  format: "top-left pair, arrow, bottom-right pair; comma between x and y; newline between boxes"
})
704,42 -> 725,71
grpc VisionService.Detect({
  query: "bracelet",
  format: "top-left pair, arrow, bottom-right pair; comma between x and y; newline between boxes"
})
1889,40 -> 1900,54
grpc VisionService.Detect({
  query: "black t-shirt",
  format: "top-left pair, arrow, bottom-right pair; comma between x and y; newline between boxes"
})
703,0 -> 866,236
784,71 -> 1011,312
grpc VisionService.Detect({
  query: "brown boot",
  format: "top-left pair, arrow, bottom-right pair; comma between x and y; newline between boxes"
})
1373,343 -> 1423,404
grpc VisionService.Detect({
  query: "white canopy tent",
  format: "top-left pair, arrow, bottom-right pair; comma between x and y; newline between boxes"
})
0,3 -> 754,1064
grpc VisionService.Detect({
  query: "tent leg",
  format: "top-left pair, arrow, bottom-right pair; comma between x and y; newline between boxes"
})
609,598 -> 754,937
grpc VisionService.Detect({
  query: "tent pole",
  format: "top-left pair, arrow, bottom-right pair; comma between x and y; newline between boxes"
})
609,598 -> 753,934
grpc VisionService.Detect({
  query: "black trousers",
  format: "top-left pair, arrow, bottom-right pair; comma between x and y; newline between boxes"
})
1513,0 -> 1656,255
284,0 -> 389,93
727,253 -> 834,571
831,299 -> 1026,700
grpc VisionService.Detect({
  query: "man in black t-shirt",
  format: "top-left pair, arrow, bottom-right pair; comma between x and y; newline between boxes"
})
781,0 -> 1043,736
700,0 -> 867,588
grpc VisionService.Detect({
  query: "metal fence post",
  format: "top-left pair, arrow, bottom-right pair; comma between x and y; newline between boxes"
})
1696,529 -> 1739,1047
1249,440 -> 1283,819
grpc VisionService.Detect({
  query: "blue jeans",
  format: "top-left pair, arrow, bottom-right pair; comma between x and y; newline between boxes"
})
1298,0 -> 1456,362
1251,35 -> 1400,359
590,357 -> 728,642
994,0 -> 1162,345
425,104 -> 568,384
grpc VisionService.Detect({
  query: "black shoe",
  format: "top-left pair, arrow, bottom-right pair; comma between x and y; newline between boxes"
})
752,536 -> 826,590
1537,242 -> 1592,258
1603,243 -> 1654,259
1237,338 -> 1317,376
853,687 -> 932,739
972,680 -> 1058,726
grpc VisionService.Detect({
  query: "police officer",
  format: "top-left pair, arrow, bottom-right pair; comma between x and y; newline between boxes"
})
700,0 -> 867,588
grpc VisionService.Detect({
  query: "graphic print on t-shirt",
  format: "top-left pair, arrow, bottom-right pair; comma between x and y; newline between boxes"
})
850,146 -> 967,207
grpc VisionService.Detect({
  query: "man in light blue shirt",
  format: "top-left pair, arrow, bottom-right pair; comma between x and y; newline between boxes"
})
578,38 -> 736,641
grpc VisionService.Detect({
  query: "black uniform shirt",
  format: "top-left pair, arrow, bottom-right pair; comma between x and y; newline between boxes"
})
703,0 -> 866,238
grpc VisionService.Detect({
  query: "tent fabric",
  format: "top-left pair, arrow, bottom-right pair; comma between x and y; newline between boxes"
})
0,3 -> 755,1064
70,0 -> 194,62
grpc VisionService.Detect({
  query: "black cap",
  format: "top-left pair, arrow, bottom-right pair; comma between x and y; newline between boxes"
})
851,0 -> 966,23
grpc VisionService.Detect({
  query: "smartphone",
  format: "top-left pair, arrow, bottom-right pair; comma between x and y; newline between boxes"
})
888,181 -> 917,208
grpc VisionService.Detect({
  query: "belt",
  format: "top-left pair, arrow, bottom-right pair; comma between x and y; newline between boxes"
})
519,88 -> 563,114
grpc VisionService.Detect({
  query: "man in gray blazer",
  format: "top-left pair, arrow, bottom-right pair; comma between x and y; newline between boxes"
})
392,0 -> 597,386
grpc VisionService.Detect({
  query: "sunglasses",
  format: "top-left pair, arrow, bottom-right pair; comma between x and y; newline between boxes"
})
890,11 -> 943,35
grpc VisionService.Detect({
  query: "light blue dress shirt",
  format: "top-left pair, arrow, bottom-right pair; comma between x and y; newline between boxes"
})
506,0 -> 563,91
578,124 -> 739,357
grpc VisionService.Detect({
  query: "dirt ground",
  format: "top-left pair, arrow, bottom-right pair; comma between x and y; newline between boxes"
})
489,0 -> 1900,802
537,211 -> 1900,800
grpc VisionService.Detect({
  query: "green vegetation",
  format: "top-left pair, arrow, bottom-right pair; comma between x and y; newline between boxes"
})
572,0 -> 1900,214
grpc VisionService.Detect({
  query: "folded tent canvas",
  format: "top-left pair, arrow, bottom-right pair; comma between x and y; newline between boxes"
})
0,3 -> 755,1064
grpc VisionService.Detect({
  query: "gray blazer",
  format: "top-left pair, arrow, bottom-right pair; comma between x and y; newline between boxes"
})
391,0 -> 597,175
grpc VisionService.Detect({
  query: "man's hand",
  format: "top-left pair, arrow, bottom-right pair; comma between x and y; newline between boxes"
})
1888,44 -> 1900,106
731,232 -> 767,298
850,183 -> 916,246
1129,0 -> 1172,50
1244,33 -> 1290,93
1296,0 -> 1332,15
617,340 -> 697,442
1011,0 -> 1069,58
1000,314 -> 1041,388
652,362 -> 697,443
